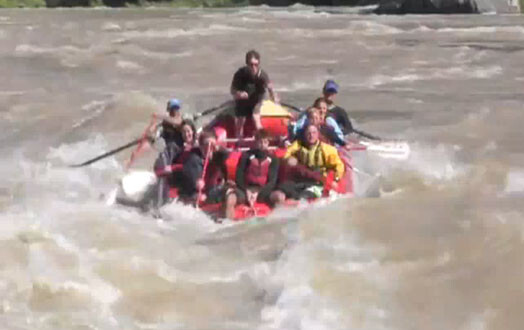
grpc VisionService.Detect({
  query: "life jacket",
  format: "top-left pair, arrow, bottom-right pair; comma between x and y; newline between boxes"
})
295,142 -> 327,173
245,155 -> 272,187
154,149 -> 192,177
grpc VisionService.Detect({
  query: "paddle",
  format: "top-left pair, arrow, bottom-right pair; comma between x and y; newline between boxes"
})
280,102 -> 303,113
69,137 -> 147,168
282,102 -> 388,140
192,100 -> 234,121
352,128 -> 383,141
355,140 -> 411,160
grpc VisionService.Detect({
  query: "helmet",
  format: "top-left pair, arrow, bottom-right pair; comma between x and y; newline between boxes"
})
167,98 -> 181,111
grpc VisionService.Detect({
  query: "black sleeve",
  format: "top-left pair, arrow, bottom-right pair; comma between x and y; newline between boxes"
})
258,155 -> 279,198
260,69 -> 270,88
231,68 -> 244,92
180,152 -> 203,196
322,126 -> 346,146
161,122 -> 184,147
235,152 -> 250,191
332,107 -> 353,135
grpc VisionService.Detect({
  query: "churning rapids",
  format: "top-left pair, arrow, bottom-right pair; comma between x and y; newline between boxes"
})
1,7 -> 524,330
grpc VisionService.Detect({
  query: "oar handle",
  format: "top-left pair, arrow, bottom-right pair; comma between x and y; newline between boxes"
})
125,115 -> 158,170
196,144 -> 212,208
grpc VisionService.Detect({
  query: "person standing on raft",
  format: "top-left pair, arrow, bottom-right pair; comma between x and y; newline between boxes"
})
230,49 -> 280,139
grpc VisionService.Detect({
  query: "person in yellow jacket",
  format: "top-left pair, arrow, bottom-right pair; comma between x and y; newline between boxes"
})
280,123 -> 345,199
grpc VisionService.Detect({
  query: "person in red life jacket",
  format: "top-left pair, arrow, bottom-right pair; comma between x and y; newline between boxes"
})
230,50 -> 280,139
179,130 -> 230,205
223,129 -> 284,219
322,80 -> 354,136
153,120 -> 197,207
156,98 -> 186,147
279,123 -> 345,200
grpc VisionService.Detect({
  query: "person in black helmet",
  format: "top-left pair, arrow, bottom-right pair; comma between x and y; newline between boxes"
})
230,49 -> 280,139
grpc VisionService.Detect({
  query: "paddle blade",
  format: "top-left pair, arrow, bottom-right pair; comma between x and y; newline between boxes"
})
359,140 -> 411,160
121,171 -> 157,200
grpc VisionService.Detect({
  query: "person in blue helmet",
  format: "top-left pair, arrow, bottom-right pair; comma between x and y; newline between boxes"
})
158,98 -> 185,147
322,80 -> 354,136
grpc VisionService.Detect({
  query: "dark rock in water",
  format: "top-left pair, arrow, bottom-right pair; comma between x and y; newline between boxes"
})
102,0 -> 140,7
45,0 -> 90,6
374,0 -> 479,14
45,0 -> 140,7
250,0 -> 361,6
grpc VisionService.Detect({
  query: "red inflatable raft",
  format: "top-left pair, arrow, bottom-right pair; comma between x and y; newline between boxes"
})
169,100 -> 354,221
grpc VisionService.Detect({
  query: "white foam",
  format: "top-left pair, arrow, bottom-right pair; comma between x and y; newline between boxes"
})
258,231 -> 391,330
240,16 -> 267,23
14,43 -> 95,68
71,99 -> 108,129
504,169 -> 524,194
122,24 -> 249,39
116,60 -> 143,72
47,134 -> 118,170
285,21 -> 401,39
102,22 -> 121,32
364,65 -> 502,88
403,143 -> 467,181
436,26 -> 524,35
347,20 -> 403,35
367,73 -> 422,88
435,65 -> 502,79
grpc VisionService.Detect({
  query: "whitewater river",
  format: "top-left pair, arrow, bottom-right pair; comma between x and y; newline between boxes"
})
1,7 -> 524,329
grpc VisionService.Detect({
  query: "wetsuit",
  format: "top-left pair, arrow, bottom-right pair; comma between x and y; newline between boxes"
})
153,142 -> 196,207
231,66 -> 270,117
160,121 -> 184,147
328,104 -> 353,136
179,148 -> 230,203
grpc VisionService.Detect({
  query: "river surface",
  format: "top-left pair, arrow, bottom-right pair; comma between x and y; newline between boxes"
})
1,7 -> 524,330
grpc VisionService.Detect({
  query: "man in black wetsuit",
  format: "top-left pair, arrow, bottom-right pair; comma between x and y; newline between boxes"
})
322,80 -> 354,136
230,50 -> 279,138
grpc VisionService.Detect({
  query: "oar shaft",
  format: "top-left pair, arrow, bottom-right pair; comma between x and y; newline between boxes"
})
193,100 -> 233,120
280,102 -> 302,113
352,129 -> 382,141
69,138 -> 142,168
